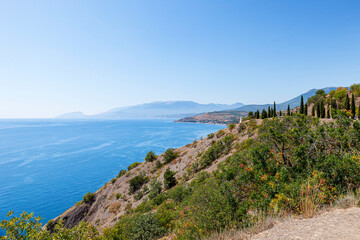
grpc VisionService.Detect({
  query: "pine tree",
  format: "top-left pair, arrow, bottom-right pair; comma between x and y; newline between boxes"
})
312,105 -> 315,116
351,93 -> 356,117
273,101 -> 277,117
345,94 -> 350,110
304,103 -> 308,116
287,105 -> 290,116
300,95 -> 304,114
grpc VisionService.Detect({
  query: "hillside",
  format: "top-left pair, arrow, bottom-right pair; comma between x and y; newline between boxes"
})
177,87 -> 337,124
56,101 -> 244,119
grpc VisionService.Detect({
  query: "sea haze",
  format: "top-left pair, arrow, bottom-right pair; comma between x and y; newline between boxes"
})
0,119 -> 224,224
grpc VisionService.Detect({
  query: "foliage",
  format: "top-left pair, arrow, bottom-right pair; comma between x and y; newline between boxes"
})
129,174 -> 148,194
0,211 -> 100,240
117,169 -> 127,178
145,151 -> 157,162
148,179 -> 162,200
163,148 -> 178,164
228,123 -> 236,130
128,162 -> 141,171
164,169 -> 177,190
83,192 -> 95,204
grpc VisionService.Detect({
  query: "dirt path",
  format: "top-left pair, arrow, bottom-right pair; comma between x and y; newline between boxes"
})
251,207 -> 360,240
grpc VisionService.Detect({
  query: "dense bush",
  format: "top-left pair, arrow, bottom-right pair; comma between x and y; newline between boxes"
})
83,192 -> 95,204
128,162 -> 141,171
164,169 -> 177,190
117,169 -> 127,178
148,179 -> 162,200
129,174 -> 148,194
163,148 -> 178,164
145,151 -> 157,162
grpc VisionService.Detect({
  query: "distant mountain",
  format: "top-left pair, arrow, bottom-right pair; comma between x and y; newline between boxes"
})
56,101 -> 245,119
56,111 -> 86,119
94,101 -> 245,119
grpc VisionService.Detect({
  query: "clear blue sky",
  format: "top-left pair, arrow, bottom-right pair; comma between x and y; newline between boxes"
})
1,0 -> 359,118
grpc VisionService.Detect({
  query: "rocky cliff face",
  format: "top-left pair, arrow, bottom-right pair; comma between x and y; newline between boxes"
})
50,120 -> 260,232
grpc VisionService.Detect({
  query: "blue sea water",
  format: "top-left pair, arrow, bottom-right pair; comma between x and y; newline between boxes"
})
0,119 -> 224,226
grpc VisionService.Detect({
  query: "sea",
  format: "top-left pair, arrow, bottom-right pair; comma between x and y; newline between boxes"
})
0,119 -> 224,227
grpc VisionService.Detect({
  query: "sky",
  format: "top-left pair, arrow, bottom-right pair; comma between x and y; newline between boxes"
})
0,0 -> 360,118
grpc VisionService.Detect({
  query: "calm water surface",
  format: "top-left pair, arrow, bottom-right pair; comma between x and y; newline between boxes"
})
0,119 -> 224,225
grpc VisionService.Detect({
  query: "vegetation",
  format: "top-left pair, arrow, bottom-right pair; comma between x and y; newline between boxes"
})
163,148 -> 178,164
163,169 -> 177,190
129,174 -> 149,194
128,162 -> 141,171
83,192 -> 95,204
117,169 -> 127,178
145,151 -> 157,162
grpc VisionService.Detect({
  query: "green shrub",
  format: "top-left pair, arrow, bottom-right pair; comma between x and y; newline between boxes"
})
129,175 -> 148,194
128,162 -> 141,171
228,123 -> 235,130
117,169 -> 127,178
110,178 -> 116,184
163,148 -> 178,164
207,133 -> 214,139
145,151 -> 157,162
128,213 -> 167,240
148,179 -> 162,200
83,192 -> 95,204
115,193 -> 121,200
216,129 -> 225,138
134,191 -> 143,201
155,160 -> 163,169
164,169 -> 177,190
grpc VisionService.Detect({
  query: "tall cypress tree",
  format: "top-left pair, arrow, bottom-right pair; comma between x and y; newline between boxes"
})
351,93 -> 356,117
312,105 -> 315,116
261,109 -> 267,119
287,105 -> 290,116
321,101 -> 325,118
268,106 -> 271,118
304,103 -> 308,116
316,103 -> 321,118
327,105 -> 330,118
273,101 -> 276,117
345,94 -> 350,110
279,111 -> 282,116
256,110 -> 260,119
300,95 -> 304,114
331,99 -> 337,110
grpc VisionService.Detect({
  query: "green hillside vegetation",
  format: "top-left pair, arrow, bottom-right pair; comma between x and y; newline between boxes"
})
2,84 -> 360,240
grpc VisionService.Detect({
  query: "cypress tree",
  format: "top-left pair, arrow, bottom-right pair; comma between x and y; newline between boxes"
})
300,95 -> 304,114
345,94 -> 350,110
268,106 -> 271,118
273,101 -> 277,117
316,103 -> 321,118
261,109 -> 267,119
256,110 -> 260,119
279,111 -> 282,116
321,101 -> 325,118
331,99 -> 337,110
351,93 -> 356,117
327,105 -> 330,118
312,105 -> 315,116
287,105 -> 290,116
304,103 -> 308,116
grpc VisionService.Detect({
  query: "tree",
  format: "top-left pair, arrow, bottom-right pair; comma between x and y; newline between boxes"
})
327,106 -> 330,118
351,93 -> 356,117
331,99 -> 337,110
261,109 -> 267,119
311,106 -> 315,116
248,111 -> 254,118
345,94 -> 350,110
300,96 -> 304,114
321,101 -> 325,118
304,103 -> 308,116
273,101 -> 277,117
145,151 -> 157,162
279,111 -> 282,116
163,148 -> 178,164
164,169 -> 177,189
255,110 -> 260,119
287,105 -> 291,116
268,106 -> 271,118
